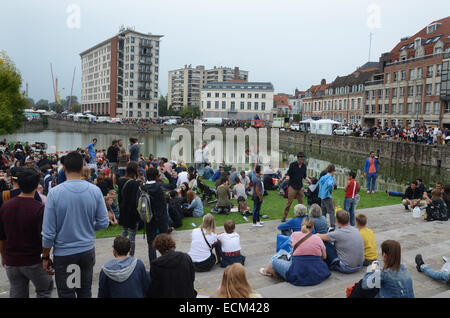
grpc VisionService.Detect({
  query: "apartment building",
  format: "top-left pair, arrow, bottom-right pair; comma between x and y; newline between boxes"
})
168,65 -> 248,110
302,79 -> 330,120
80,28 -> 163,119
289,89 -> 305,116
200,82 -> 274,120
363,17 -> 450,127
441,52 -> 450,127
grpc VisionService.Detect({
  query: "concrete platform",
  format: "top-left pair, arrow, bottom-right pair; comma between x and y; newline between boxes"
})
0,204 -> 449,298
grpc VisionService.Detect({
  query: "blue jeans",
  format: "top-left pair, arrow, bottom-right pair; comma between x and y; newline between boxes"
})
271,250 -> 292,280
366,173 -> 377,192
387,191 -> 404,198
324,241 -> 362,274
53,248 -> 96,298
252,198 -> 262,223
122,223 -> 139,256
344,197 -> 356,226
145,214 -> 169,263
422,265 -> 450,283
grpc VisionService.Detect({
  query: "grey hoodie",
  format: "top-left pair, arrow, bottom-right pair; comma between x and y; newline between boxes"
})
101,257 -> 138,283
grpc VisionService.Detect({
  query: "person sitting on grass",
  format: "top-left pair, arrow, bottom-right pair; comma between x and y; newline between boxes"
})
277,204 -> 311,236
98,236 -> 150,298
402,181 -> 426,211
259,217 -> 330,286
317,210 -> 364,274
105,195 -> 118,226
217,263 -> 261,298
233,177 -> 250,216
215,178 -> 232,214
148,234 -> 197,298
217,220 -> 245,268
309,203 -> 328,234
355,213 -> 378,266
415,254 -> 450,285
107,189 -> 120,220
361,240 -> 414,298
184,190 -> 204,218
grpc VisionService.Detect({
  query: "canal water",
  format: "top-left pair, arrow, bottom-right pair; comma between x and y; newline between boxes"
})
2,129 -> 448,192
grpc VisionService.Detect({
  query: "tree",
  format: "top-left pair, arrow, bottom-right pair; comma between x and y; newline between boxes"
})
36,99 -> 49,111
158,95 -> 168,117
179,106 -> 201,118
71,103 -> 81,113
0,51 -> 28,134
27,97 -> 35,108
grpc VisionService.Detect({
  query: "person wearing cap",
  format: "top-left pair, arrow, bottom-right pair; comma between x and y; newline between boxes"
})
0,167 -> 42,208
282,152 -> 311,222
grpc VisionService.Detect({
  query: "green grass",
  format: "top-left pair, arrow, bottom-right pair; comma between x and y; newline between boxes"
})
95,180 -> 401,239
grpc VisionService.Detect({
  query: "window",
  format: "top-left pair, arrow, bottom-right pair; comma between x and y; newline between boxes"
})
407,103 -> 413,114
427,66 -> 434,78
416,85 -> 422,96
434,102 -> 440,114
385,104 -> 389,113
378,104 -> 382,113
401,70 -> 406,81
435,83 -> 441,95
417,67 -> 423,78
393,88 -> 398,98
230,101 -> 235,110
410,69 -> 415,80
240,101 -> 244,110
207,101 -> 211,109
392,103 -> 397,113
262,102 -> 266,110
394,72 -> 398,82
231,93 -> 235,98
386,73 -> 391,83
222,101 -> 226,109
408,86 -> 414,96
351,99 -> 355,109
137,102 -> 141,109
426,84 -> 432,96
262,94 -> 266,98
437,64 -> 442,76
207,92 -> 211,97
215,93 -> 219,98
358,98 -> 361,109
255,102 -> 258,110
241,93 -> 245,98
215,101 -> 219,109
247,102 -> 251,110
129,111 -> 133,117
398,103 -> 403,114
248,93 -> 252,98
255,93 -> 259,98
425,102 -> 431,114
400,87 -> 405,97
222,93 -> 226,98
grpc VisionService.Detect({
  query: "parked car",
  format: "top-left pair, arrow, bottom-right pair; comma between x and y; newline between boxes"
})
333,126 -> 352,136
164,119 -> 178,125
290,123 -> 300,131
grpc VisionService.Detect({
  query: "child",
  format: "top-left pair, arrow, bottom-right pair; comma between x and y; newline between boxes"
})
217,220 -> 245,268
424,189 -> 448,222
304,177 -> 320,209
108,189 -> 120,220
105,195 -> 118,226
356,213 -> 378,266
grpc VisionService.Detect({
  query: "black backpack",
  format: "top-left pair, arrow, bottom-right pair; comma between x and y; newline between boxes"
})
425,199 -> 448,222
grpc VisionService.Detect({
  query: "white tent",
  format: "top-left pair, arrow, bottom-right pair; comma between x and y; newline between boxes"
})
310,119 -> 341,135
300,118 -> 315,123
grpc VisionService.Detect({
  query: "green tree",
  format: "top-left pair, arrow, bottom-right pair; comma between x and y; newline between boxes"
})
36,99 -> 49,110
158,95 -> 168,117
179,106 -> 201,118
27,97 -> 35,108
71,103 -> 81,113
0,51 -> 28,134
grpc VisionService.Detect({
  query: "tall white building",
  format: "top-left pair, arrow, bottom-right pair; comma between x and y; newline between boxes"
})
80,28 -> 163,118
201,82 -> 274,120
168,65 -> 248,110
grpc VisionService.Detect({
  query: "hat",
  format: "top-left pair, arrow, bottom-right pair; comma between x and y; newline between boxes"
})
10,167 -> 25,180
297,152 -> 305,158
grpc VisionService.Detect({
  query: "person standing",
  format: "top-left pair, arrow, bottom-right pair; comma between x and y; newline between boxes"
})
282,152 -> 311,223
86,138 -> 97,164
318,164 -> 336,231
0,168 -> 53,298
128,138 -> 140,163
106,140 -> 119,186
344,171 -> 360,226
142,168 -> 169,263
363,151 -> 380,194
252,165 -> 264,227
41,151 -> 110,298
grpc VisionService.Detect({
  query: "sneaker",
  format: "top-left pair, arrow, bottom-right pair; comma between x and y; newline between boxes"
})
371,191 -> 375,194
252,222 -> 264,227
328,227 -> 335,232
281,218 -> 286,223
367,191 -> 370,194
259,221 -> 265,225
404,205 -> 409,211
443,256 -> 448,263
415,254 -> 424,272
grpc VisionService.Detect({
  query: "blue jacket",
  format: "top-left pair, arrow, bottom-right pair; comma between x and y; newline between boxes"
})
286,255 -> 331,286
278,217 -> 316,234
362,264 -> 415,298
187,197 -> 204,217
318,174 -> 334,200
42,180 -> 110,256
98,257 -> 150,298
57,169 -> 66,184
364,157 -> 379,174
313,216 -> 328,234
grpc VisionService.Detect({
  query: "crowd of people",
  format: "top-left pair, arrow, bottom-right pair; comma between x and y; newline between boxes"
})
0,136 -> 449,299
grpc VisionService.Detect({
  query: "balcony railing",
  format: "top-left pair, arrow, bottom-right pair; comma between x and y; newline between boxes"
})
365,79 -> 384,86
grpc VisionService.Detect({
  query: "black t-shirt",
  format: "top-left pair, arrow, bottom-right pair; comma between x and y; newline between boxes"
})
97,179 -> 114,196
405,187 -> 422,200
287,162 -> 307,190
106,146 -> 119,163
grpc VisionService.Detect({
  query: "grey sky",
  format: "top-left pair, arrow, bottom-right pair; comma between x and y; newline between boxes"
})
1,0 -> 449,102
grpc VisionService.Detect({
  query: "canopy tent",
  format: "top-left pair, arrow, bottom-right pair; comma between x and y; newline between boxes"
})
310,119 -> 342,135
300,118 -> 315,124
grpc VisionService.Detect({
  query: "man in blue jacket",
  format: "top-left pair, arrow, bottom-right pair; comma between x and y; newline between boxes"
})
363,151 -> 380,194
318,164 -> 336,231
41,151 -> 110,298
98,236 -> 150,298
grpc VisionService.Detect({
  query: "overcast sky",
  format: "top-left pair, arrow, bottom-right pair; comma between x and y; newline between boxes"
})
1,0 -> 449,102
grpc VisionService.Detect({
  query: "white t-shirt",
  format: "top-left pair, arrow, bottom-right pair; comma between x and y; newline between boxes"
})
239,175 -> 250,188
217,232 -> 241,253
194,149 -> 204,163
177,171 -> 189,188
202,146 -> 209,163
188,228 -> 217,262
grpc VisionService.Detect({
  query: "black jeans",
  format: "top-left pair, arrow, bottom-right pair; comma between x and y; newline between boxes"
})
146,214 -> 169,263
53,248 -> 96,298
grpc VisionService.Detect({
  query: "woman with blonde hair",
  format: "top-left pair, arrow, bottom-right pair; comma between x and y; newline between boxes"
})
217,263 -> 261,298
188,214 -> 220,272
260,217 -> 330,286
81,166 -> 92,183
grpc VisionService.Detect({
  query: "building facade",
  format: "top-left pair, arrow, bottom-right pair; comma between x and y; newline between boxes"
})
168,65 -> 248,110
363,17 -> 450,128
302,79 -> 329,120
80,28 -> 163,119
200,82 -> 274,120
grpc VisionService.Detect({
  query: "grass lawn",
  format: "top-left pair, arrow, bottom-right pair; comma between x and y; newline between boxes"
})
96,180 -> 401,239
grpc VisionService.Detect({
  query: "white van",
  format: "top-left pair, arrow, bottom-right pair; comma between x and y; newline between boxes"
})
97,116 -> 110,123
164,119 -> 178,125
202,118 -> 223,126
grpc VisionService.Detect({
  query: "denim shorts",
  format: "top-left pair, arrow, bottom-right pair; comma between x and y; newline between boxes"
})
270,250 -> 292,280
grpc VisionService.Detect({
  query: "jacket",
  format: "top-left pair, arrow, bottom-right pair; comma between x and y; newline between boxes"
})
361,264 -> 415,298
168,197 -> 183,228
305,184 -> 321,205
318,174 -> 334,200
364,157 -> 379,174
286,255 -> 331,286
98,257 -> 150,298
148,250 -> 197,298
117,178 -> 141,229
142,181 -> 166,221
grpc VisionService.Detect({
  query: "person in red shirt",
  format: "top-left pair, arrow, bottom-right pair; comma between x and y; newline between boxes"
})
344,171 -> 360,226
0,168 -> 53,298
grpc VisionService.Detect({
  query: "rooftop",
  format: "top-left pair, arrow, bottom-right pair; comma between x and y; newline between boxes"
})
202,82 -> 274,91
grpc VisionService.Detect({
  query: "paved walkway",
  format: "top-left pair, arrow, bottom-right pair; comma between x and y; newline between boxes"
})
0,204 -> 449,298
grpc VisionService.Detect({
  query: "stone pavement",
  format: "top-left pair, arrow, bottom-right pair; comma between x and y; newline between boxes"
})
0,204 -> 449,298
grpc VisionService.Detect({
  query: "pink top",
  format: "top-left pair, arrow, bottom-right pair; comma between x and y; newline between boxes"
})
290,232 -> 326,257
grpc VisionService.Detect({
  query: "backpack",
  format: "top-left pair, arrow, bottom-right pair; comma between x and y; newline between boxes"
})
2,190 -> 11,204
137,187 -> 153,224
425,199 -> 448,222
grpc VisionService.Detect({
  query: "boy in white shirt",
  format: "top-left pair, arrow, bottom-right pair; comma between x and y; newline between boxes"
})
217,220 -> 246,268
